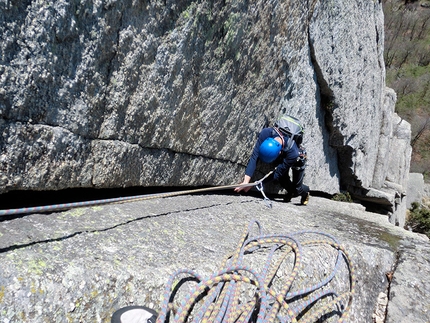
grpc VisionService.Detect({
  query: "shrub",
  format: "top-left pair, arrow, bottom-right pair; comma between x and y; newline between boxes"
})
405,202 -> 430,238
332,192 -> 353,203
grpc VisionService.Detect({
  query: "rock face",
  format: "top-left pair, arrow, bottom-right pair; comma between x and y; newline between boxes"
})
0,194 -> 429,322
406,173 -> 428,208
0,0 -> 411,225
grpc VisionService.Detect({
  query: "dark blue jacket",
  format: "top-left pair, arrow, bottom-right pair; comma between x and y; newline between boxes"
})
245,128 -> 299,181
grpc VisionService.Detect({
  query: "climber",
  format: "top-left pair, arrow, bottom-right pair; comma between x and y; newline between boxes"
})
234,118 -> 310,205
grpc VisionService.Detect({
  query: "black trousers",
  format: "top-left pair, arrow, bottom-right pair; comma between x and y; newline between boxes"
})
278,167 -> 309,197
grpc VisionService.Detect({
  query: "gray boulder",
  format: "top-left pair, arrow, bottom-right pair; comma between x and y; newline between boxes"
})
0,1 -> 411,224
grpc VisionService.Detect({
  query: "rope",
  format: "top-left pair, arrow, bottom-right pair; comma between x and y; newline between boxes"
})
0,172 -> 274,217
156,221 -> 355,323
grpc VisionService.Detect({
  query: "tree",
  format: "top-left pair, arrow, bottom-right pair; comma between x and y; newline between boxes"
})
383,0 -> 430,181
411,117 -> 430,147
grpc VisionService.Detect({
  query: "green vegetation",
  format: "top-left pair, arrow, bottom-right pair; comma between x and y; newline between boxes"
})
406,202 -> 430,238
332,192 -> 353,202
383,0 -> 430,180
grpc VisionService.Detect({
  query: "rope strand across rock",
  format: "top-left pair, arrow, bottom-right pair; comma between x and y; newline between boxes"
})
0,172 -> 274,217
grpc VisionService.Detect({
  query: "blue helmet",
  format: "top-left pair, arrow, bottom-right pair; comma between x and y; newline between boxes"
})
259,138 -> 282,163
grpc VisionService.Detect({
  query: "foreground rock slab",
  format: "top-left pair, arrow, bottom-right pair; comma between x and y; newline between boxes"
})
0,194 -> 429,322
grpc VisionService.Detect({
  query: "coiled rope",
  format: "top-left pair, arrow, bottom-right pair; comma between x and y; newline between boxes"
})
156,220 -> 355,323
0,172 -> 273,217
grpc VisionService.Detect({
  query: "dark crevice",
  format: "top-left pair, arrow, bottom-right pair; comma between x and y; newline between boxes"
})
336,146 -> 361,191
383,251 -> 401,322
308,29 -> 359,195
0,184 -> 324,221
0,185 -> 268,219
307,26 -> 333,101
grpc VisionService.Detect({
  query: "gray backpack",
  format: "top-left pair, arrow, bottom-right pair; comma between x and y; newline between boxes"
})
274,115 -> 304,150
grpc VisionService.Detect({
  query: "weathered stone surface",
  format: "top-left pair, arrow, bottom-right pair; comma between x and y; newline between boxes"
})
407,173 -> 426,208
0,193 -> 429,322
386,236 -> 430,323
0,1 -> 411,224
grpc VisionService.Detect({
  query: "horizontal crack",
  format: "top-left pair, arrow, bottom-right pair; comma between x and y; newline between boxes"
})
0,199 -> 255,253
2,119 -> 245,167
